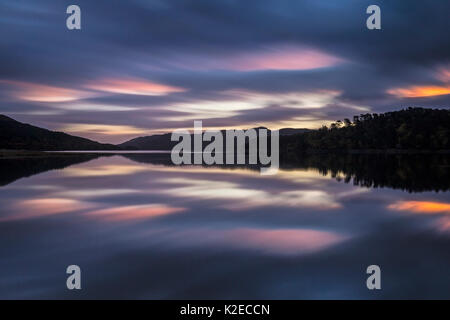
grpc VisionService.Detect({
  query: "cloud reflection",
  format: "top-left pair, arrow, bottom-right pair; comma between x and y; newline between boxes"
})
63,164 -> 149,177
87,204 -> 185,221
2,198 -> 94,221
161,227 -> 347,255
388,201 -> 450,214
159,178 -> 340,210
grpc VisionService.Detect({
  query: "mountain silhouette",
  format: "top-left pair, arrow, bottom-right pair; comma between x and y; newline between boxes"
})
119,128 -> 309,150
1,108 -> 449,151
0,115 -> 118,150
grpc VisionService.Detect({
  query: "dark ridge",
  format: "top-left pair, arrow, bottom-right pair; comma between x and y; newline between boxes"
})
281,107 -> 450,152
0,114 -> 118,151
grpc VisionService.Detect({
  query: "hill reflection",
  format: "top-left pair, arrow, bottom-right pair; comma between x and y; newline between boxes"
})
282,153 -> 450,193
0,152 -> 449,192
123,153 -> 450,193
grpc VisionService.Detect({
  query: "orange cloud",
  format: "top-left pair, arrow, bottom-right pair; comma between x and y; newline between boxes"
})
387,85 -> 450,98
388,201 -> 450,214
86,78 -> 186,96
0,79 -> 92,102
61,123 -> 148,136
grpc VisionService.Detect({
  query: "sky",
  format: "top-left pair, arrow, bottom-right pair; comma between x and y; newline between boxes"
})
0,0 -> 449,143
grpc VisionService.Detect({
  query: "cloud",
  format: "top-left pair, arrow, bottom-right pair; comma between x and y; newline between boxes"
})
87,204 -> 185,221
85,78 -> 186,96
387,85 -> 450,98
1,198 -> 94,221
156,227 -> 348,255
62,164 -> 150,177
158,177 -> 341,210
388,201 -> 450,214
60,123 -> 149,141
53,102 -> 141,112
165,45 -> 344,71
0,79 -> 93,102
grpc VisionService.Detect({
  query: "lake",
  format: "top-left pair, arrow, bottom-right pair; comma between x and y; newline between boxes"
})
1,153 -> 449,299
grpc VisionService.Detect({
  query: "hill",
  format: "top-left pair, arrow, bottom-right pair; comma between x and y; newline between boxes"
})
2,108 -> 449,152
0,115 -> 118,151
119,128 -> 310,150
118,133 -> 175,150
282,107 -> 450,152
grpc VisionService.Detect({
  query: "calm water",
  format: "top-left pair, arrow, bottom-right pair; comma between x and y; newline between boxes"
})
1,153 -> 450,299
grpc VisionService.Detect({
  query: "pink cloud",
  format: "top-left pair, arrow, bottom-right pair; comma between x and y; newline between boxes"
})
1,198 -> 94,221
85,78 -> 186,96
0,79 -> 92,102
158,227 -> 348,255
169,45 -> 344,71
87,204 -> 185,221
227,47 -> 343,71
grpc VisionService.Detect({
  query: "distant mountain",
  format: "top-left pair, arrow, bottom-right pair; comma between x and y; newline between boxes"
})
0,115 -> 118,151
4,108 -> 448,152
0,114 -> 309,151
119,127 -> 311,150
118,133 -> 175,150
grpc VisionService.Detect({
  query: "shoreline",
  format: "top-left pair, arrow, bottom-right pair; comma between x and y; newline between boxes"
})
1,149 -> 450,160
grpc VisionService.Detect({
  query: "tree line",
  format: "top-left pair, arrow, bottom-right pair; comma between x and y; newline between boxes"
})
281,107 -> 450,152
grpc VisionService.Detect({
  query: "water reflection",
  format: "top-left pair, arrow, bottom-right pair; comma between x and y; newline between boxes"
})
1,198 -> 94,222
281,153 -> 450,192
0,153 -> 100,186
0,153 -> 449,299
388,200 -> 450,214
87,204 -> 186,221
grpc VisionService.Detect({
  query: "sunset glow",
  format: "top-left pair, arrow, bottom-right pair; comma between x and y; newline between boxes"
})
87,204 -> 185,221
161,227 -> 348,255
224,228 -> 347,254
0,80 -> 92,102
61,123 -> 148,136
63,164 -> 150,177
86,78 -> 186,96
1,198 -> 94,221
387,85 -> 450,98
388,201 -> 450,214
175,46 -> 344,71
